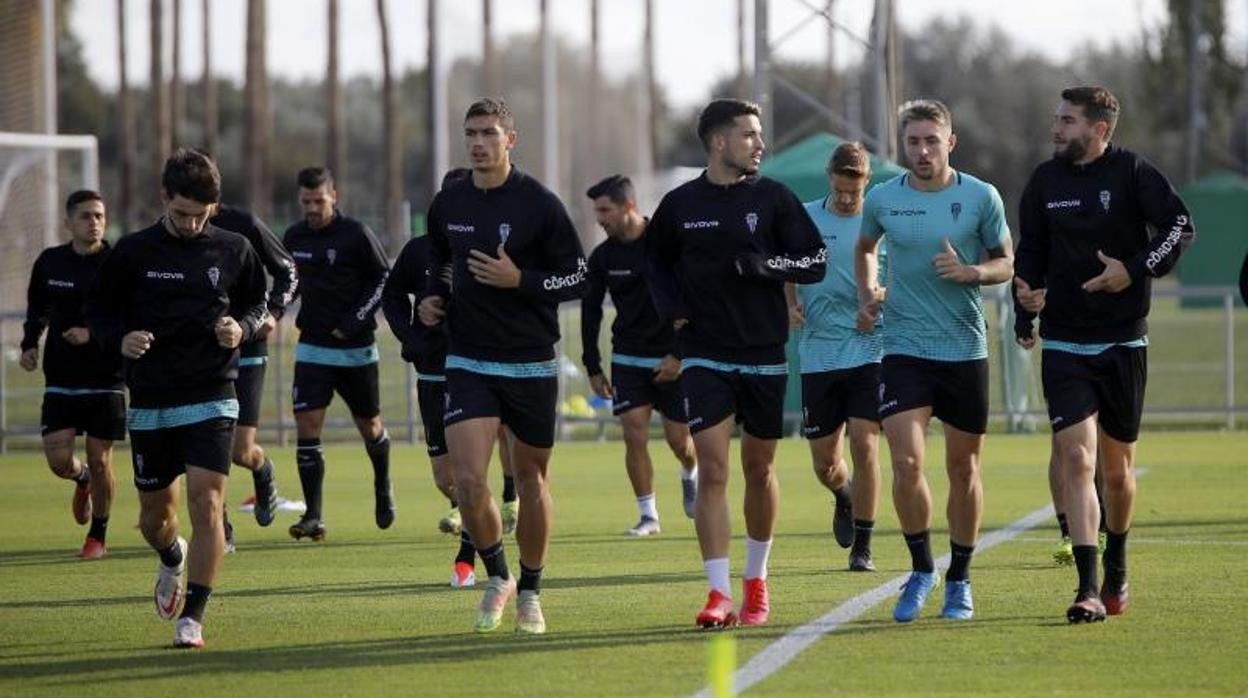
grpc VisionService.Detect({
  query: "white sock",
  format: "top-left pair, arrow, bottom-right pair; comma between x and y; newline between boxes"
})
637,493 -> 658,520
682,465 -> 698,482
704,557 -> 731,595
744,537 -> 773,580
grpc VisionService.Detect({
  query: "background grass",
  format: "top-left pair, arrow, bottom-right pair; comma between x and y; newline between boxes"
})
1,431 -> 1245,696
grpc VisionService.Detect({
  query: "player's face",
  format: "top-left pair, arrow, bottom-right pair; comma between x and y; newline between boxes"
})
300,183 -> 337,230
162,194 -> 215,239
592,196 -> 631,238
1052,101 -> 1102,162
828,173 -> 867,216
65,199 -> 106,246
719,115 -> 766,175
902,119 -> 955,181
464,115 -> 516,173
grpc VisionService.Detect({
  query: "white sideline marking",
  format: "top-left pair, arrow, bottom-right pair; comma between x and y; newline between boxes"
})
690,504 -> 1056,698
1015,536 -> 1248,547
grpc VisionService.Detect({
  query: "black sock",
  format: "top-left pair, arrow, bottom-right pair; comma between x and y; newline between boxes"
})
1074,545 -> 1099,595
1057,513 -> 1070,538
519,563 -> 543,594
851,519 -> 874,554
1103,529 -> 1129,589
157,539 -> 184,568
449,497 -> 458,508
296,438 -> 325,520
1096,483 -> 1107,533
478,541 -> 510,580
946,542 -> 975,582
502,475 -> 516,503
832,485 -> 851,510
73,463 -> 90,485
366,430 -> 391,487
903,530 -> 935,573
180,583 -> 212,622
88,516 -> 109,542
455,531 -> 475,565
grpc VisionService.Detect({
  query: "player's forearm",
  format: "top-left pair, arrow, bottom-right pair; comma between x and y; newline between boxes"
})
971,255 -> 1014,285
855,249 -> 879,302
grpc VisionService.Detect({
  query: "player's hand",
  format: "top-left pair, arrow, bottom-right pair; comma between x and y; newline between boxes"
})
19,348 -> 38,371
121,330 -> 154,359
215,317 -> 243,348
653,354 -> 681,383
61,326 -> 90,346
1014,277 -> 1047,313
418,295 -> 446,326
856,287 -> 883,332
254,314 -> 277,341
1016,335 -> 1036,350
673,317 -> 688,331
468,244 -> 522,288
788,303 -> 805,329
1082,250 -> 1131,293
933,237 -> 981,284
589,373 -> 613,399
331,328 -> 347,340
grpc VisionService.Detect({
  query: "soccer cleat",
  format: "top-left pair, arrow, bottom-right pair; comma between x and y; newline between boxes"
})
72,480 -> 92,525
941,579 -> 974,620
438,507 -> 463,535
154,536 -> 188,620
893,570 -> 940,623
451,561 -> 477,588
515,590 -> 547,634
1067,591 -> 1107,624
832,501 -> 855,549
1052,536 -> 1074,566
501,500 -> 519,535
627,516 -> 661,537
173,617 -> 205,649
1101,581 -> 1129,616
252,462 -> 278,527
223,514 -> 236,554
740,578 -> 770,626
289,516 -> 327,542
474,575 -> 517,633
848,550 -> 876,572
695,589 -> 738,629
681,477 -> 698,519
78,536 -> 107,560
375,481 -> 395,530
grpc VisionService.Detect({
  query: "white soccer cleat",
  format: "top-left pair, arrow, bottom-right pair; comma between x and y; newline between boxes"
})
173,616 -> 205,649
154,536 -> 188,620
515,590 -> 547,634
627,516 -> 661,537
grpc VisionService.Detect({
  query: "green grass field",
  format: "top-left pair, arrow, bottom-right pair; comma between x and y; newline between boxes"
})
1,432 -> 1246,696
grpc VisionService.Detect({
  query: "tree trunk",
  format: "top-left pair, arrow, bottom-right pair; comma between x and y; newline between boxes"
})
150,0 -> 169,210
326,0 -> 345,196
118,0 -> 136,231
377,0 -> 400,251
244,0 -> 271,218
202,0 -> 217,157
170,0 -> 181,147
482,0 -> 497,95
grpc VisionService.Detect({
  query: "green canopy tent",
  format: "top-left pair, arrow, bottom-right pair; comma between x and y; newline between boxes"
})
1179,170 -> 1248,308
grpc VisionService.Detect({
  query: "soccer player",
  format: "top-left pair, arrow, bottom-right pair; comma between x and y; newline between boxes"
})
581,174 -> 697,537
21,190 -> 124,559
418,97 -> 588,634
208,203 -> 297,545
787,142 -> 883,572
283,167 -> 392,541
86,148 -> 268,648
646,98 -> 826,628
855,99 -> 1014,623
1013,86 -> 1195,623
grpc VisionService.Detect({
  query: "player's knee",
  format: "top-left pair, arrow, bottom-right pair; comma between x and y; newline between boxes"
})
186,487 -> 223,526
1100,465 -> 1133,492
138,509 -> 171,539
46,455 -> 76,479
891,452 -> 922,479
741,461 -> 776,489
946,459 -> 980,489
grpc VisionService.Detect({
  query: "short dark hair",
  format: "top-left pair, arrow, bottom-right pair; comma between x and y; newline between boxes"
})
65,189 -> 103,215
1061,85 -> 1120,139
162,147 -> 221,204
827,142 -> 871,179
440,168 -> 471,190
697,98 -> 761,150
464,97 -> 515,131
297,166 -> 334,190
585,174 -> 635,205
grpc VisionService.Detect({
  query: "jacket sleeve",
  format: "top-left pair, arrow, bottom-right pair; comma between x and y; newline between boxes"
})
230,241 -> 270,344
1012,172 -> 1048,340
516,195 -> 589,304
734,186 -> 828,283
85,240 -> 133,357
425,195 -> 452,300
21,252 -> 50,351
334,225 -> 391,338
644,196 -> 683,323
1127,157 -> 1195,282
579,246 -> 607,376
382,238 -> 425,355
249,214 -> 298,320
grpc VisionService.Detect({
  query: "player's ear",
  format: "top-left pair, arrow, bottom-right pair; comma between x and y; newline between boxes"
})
946,131 -> 957,153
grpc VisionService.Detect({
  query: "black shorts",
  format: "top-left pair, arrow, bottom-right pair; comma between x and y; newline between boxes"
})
1042,346 -> 1146,443
801,363 -> 882,439
292,361 -> 381,418
416,376 -> 448,457
878,355 -> 989,435
681,366 -> 787,440
443,369 -> 558,449
41,391 -> 127,441
235,361 -> 266,427
130,417 -> 235,492
611,362 -> 687,423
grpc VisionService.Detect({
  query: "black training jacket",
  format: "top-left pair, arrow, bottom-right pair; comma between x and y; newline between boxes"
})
580,229 -> 674,376
85,222 -> 268,408
383,234 -> 448,376
210,205 -> 298,357
22,242 -> 123,389
645,172 -> 826,364
1014,145 -> 1196,343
